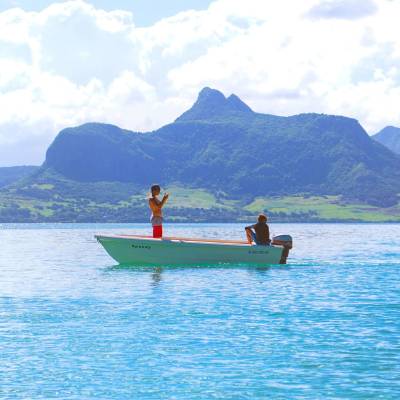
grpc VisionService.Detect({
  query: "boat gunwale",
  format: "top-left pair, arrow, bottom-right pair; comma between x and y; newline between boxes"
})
95,234 -> 284,249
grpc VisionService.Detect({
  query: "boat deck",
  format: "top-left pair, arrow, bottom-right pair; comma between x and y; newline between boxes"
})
104,234 -> 253,246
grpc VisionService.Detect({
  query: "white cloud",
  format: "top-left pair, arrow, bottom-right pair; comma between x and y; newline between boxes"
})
0,0 -> 400,165
307,0 -> 378,20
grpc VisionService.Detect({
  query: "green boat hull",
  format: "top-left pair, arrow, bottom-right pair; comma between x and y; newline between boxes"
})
95,235 -> 290,266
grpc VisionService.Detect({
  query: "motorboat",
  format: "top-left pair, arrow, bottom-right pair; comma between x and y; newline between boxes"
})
95,234 -> 292,266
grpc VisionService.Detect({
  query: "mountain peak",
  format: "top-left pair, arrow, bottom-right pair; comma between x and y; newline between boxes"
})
197,87 -> 226,103
226,94 -> 253,113
373,125 -> 400,155
176,87 -> 253,122
375,125 -> 400,135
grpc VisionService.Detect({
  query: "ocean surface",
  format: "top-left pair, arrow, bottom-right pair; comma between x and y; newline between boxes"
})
0,223 -> 399,399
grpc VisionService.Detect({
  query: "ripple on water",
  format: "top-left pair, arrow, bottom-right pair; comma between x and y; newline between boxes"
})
0,223 -> 399,399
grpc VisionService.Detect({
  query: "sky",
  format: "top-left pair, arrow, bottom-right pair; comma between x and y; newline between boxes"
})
0,0 -> 400,166
0,0 -> 214,26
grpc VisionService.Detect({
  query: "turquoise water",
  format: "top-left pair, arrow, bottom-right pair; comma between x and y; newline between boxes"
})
0,223 -> 399,399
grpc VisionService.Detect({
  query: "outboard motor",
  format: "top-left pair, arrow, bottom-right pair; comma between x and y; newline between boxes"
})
272,235 -> 293,264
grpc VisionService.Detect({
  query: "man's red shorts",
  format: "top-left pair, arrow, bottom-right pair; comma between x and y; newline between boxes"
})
153,225 -> 162,238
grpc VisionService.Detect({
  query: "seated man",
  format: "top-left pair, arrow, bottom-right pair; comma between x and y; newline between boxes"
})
245,214 -> 271,245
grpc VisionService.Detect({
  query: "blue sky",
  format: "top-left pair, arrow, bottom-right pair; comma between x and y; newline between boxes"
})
0,0 -> 215,25
0,0 -> 399,166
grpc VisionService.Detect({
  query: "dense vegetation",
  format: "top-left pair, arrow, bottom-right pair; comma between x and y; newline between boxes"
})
373,126 -> 400,155
1,171 -> 399,223
1,87 -> 400,222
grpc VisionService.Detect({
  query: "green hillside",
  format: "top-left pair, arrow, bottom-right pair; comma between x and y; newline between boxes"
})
0,169 -> 399,222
